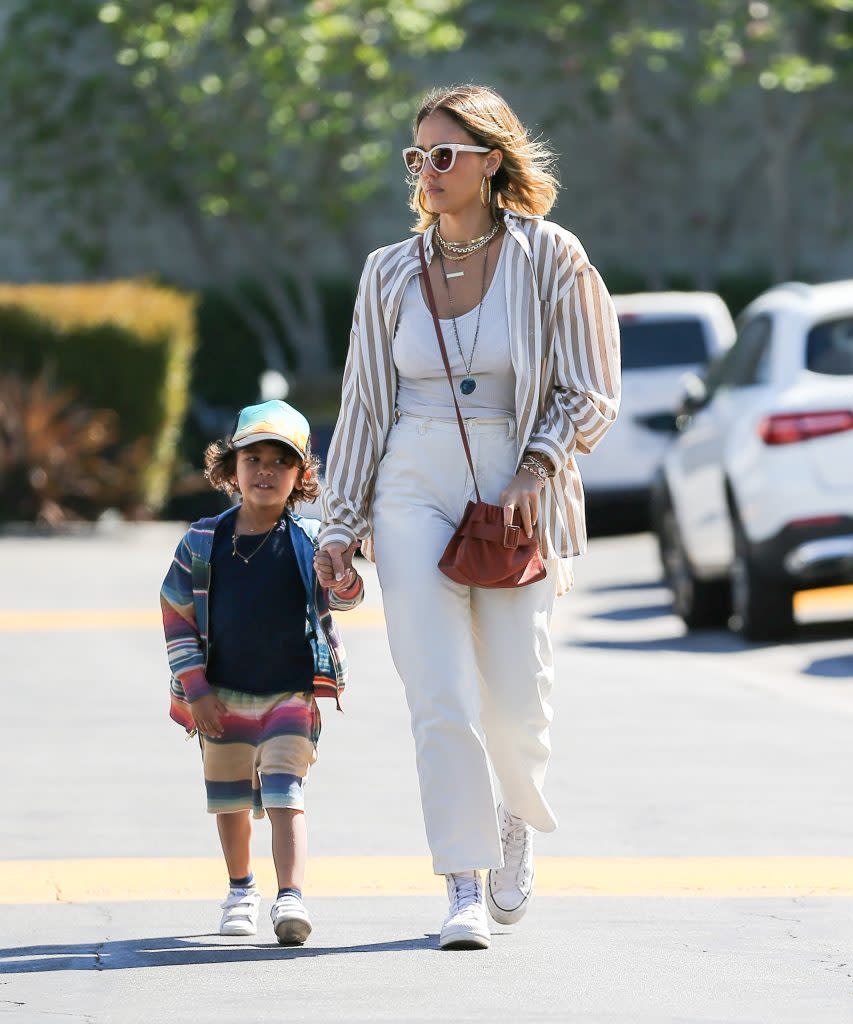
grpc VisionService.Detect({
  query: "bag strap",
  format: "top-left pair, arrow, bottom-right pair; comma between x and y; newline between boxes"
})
417,236 -> 481,503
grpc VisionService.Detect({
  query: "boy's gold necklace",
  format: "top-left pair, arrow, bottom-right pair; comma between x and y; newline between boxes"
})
232,518 -> 280,564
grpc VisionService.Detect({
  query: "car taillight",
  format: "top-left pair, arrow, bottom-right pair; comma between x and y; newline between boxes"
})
788,515 -> 843,529
758,410 -> 853,445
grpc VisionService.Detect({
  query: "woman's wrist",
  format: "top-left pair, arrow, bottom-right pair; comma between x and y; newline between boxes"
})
519,455 -> 548,486
523,449 -> 556,477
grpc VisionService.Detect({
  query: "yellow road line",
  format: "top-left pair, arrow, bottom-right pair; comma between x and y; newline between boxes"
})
2,588 -> 849,632
4,856 -> 853,904
0,607 -> 385,631
794,585 -> 853,614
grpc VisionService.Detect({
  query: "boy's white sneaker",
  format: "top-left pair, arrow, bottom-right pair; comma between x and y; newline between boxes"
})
439,871 -> 490,950
270,893 -> 312,945
219,886 -> 261,936
486,804 -> 534,925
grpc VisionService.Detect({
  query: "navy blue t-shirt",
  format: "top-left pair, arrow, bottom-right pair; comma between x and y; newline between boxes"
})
206,517 -> 315,695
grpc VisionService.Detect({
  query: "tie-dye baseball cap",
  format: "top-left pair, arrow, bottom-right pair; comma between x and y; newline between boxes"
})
230,400 -> 310,460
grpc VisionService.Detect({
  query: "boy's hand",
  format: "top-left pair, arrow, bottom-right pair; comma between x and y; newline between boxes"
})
330,568 -> 362,595
315,541 -> 357,588
190,693 -> 228,738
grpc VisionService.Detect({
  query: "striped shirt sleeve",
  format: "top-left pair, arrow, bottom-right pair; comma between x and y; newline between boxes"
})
527,235 -> 621,467
160,534 -> 211,703
319,252 -> 383,550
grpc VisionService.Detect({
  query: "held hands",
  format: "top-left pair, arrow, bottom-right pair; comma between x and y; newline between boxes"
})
499,469 -> 545,539
315,541 -> 359,592
190,693 -> 228,739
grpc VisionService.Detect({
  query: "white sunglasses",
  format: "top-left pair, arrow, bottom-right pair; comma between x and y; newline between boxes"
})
402,143 -> 490,176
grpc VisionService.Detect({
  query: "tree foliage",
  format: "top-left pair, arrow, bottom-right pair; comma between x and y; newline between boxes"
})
0,0 -> 464,372
0,0 -> 850,352
468,0 -> 852,283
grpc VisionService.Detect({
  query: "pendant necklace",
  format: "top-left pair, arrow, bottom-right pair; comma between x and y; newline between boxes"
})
438,234 -> 493,396
231,517 -> 281,564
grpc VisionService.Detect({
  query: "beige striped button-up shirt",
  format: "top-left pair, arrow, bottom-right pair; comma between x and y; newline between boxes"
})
319,210 -> 621,596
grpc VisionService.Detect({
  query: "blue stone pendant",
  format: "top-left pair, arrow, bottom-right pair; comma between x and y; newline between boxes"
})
460,377 -> 476,395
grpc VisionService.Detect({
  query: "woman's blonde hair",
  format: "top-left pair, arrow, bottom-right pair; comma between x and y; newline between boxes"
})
409,84 -> 559,232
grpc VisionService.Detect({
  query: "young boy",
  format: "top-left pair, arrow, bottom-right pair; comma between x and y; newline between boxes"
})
160,399 -> 362,945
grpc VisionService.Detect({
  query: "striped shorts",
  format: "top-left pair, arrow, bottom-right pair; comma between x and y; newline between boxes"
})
200,687 -> 321,817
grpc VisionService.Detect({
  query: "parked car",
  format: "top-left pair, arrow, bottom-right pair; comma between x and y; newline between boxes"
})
651,280 -> 853,641
580,292 -> 735,507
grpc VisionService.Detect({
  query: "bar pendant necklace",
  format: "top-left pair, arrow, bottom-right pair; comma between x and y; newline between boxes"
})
438,236 -> 493,398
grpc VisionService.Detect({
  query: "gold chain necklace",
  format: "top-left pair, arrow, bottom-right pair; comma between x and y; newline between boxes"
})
231,518 -> 280,564
436,224 -> 496,250
438,234 -> 493,396
436,222 -> 499,260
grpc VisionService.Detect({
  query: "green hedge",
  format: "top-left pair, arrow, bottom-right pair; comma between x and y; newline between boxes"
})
0,281 -> 196,512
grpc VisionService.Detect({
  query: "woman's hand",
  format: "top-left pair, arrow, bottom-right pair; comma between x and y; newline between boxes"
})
190,693 -> 228,738
315,541 -> 358,588
499,469 -> 544,539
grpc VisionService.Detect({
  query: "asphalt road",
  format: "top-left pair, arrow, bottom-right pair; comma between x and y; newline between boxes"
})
2,522 -> 852,1023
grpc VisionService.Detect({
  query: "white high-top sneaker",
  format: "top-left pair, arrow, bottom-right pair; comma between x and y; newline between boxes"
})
486,804 -> 534,924
439,871 -> 491,950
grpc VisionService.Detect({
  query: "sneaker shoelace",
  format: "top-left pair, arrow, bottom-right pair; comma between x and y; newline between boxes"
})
449,873 -> 483,914
501,812 -> 532,883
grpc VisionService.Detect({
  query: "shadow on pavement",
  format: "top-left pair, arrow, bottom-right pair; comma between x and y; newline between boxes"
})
569,619 -> 853,655
569,632 -> 741,655
803,653 -> 853,678
589,603 -> 673,623
0,934 -> 437,973
586,580 -> 665,595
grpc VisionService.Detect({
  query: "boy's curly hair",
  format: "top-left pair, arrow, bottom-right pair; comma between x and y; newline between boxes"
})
203,437 -> 322,511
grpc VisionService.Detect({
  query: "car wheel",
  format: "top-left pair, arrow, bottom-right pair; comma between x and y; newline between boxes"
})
730,512 -> 795,642
659,500 -> 731,629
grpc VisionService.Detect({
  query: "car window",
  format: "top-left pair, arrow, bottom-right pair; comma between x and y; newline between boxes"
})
807,317 -> 853,375
618,317 -> 708,369
715,315 -> 773,389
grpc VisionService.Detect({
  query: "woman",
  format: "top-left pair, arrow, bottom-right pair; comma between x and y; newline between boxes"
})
316,84 -> 620,949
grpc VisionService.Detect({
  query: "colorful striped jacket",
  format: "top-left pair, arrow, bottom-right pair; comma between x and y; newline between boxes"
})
161,505 -> 362,732
319,210 -> 621,596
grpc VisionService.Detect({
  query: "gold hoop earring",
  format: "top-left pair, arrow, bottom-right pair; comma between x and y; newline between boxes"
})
480,174 -> 492,208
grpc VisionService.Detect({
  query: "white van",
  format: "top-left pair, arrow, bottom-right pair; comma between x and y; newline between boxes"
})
580,292 -> 736,505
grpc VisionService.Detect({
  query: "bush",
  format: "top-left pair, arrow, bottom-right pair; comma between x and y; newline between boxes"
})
0,281 -> 196,514
0,373 -> 152,524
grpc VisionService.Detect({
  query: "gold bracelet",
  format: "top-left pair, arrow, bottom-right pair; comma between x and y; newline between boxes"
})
520,458 -> 548,484
523,450 -> 555,478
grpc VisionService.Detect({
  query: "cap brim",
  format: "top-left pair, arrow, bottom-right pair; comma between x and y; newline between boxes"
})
232,433 -> 305,458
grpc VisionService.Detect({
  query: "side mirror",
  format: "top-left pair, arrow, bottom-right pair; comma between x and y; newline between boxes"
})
675,372 -> 709,429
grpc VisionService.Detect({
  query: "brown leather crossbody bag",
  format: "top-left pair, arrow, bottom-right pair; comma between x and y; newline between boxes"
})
417,236 -> 547,589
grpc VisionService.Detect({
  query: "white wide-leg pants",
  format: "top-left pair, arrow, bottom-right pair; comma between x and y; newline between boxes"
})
372,411 -> 559,875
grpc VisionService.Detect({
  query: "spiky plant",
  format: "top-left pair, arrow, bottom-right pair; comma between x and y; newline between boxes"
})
0,373 -> 150,523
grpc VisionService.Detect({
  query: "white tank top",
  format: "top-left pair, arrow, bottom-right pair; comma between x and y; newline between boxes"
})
393,240 -> 515,418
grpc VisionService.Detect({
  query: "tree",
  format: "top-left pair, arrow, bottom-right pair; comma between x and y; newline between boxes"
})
0,0 -> 464,372
467,0 -> 853,284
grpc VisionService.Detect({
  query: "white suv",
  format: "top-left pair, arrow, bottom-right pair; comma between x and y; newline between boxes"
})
580,292 -> 735,505
652,280 -> 853,640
